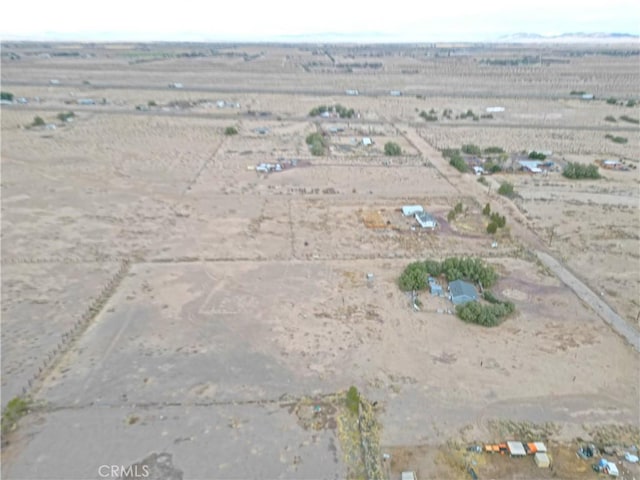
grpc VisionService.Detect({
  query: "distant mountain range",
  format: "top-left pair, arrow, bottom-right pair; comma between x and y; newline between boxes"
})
498,32 -> 639,42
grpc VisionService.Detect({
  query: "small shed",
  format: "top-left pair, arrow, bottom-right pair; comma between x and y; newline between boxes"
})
415,212 -> 437,229
519,160 -> 543,173
402,205 -> 424,216
534,452 -> 550,468
507,441 -> 527,457
362,137 -> 372,146
448,280 -> 478,305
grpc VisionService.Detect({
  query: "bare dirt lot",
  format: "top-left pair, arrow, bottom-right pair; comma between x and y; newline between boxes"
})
2,42 -> 639,480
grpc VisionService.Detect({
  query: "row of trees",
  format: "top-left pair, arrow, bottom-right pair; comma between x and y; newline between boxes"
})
398,256 -> 498,291
457,293 -> 515,327
309,104 -> 355,119
562,162 -> 601,179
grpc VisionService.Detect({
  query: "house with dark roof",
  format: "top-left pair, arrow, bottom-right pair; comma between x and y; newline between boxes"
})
448,280 -> 478,305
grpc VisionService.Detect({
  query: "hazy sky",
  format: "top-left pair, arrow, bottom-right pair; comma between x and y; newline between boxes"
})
1,0 -> 639,41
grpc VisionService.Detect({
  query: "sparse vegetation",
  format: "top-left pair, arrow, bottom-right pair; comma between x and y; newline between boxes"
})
563,162 -> 601,180
604,115 -> 617,122
605,134 -> 628,144
419,110 -> 438,121
1,91 -> 14,102
497,182 -> 515,197
2,396 -> 31,434
148,100 -> 157,107
619,115 -> 639,124
346,386 -> 360,415
447,202 -> 464,222
606,97 -> 618,105
224,126 -> 239,136
483,146 -> 505,155
626,99 -> 637,107
482,203 -> 491,216
477,176 -> 488,185
570,90 -> 586,95
384,141 -> 402,156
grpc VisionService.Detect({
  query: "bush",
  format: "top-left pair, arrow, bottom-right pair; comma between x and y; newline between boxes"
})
483,146 -> 505,155
528,151 -> 546,160
1,91 -> 14,101
1,396 -> 30,434
461,144 -> 482,155
570,90 -> 586,95
605,134 -> 628,144
486,222 -> 498,234
31,116 -> 45,127
384,142 -> 402,156
224,126 -> 238,135
498,182 -> 515,197
346,386 -> 360,415
398,257 -> 496,292
306,132 -> 327,155
148,100 -> 157,107
441,148 -> 461,159
419,110 -> 438,121
619,115 -> 639,124
490,212 -> 506,228
456,299 -> 515,327
562,162 -> 601,179
449,154 -> 468,173
57,111 -> 75,122
604,115 -> 617,122
606,97 -> 618,105
482,203 -> 491,216
477,176 -> 488,185
626,99 -> 637,107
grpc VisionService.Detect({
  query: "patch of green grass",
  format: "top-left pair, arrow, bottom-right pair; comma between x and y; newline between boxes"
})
2,396 -> 31,434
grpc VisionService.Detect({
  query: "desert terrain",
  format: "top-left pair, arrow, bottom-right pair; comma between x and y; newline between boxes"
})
1,42 -> 639,479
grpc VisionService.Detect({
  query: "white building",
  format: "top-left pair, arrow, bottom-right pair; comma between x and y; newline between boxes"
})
415,212 -> 437,229
402,205 -> 424,216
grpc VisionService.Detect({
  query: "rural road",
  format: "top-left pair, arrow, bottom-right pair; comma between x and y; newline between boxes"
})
400,124 -> 640,353
535,251 -> 640,351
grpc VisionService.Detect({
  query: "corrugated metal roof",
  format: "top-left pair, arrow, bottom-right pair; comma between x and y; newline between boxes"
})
507,441 -> 526,456
449,280 -> 477,304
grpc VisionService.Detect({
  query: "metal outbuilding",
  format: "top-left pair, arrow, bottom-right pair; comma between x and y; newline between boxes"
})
534,452 -> 550,468
448,280 -> 478,305
402,205 -> 424,216
507,441 -> 527,457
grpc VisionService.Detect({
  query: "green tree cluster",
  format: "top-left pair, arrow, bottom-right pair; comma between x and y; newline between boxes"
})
384,142 -> 402,156
497,182 -> 515,197
562,162 -> 601,180
461,144 -> 482,155
306,132 -> 327,156
1,91 -> 14,101
528,151 -> 546,160
309,104 -> 355,118
456,297 -> 515,327
398,257 -> 497,291
483,146 -> 505,155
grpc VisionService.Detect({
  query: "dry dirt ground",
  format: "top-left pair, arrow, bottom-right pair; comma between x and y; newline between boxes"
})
1,42 -> 639,480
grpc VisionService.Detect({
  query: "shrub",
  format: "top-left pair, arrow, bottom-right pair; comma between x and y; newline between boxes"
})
1,396 -> 31,434
456,299 -> 515,327
398,261 -> 429,291
570,90 -> 586,95
626,99 -> 637,107
224,126 -> 238,135
306,132 -> 327,156
604,115 -> 617,122
486,222 -> 498,234
441,148 -> 461,159
449,155 -> 468,173
485,162 -> 503,173
605,134 -> 628,144
384,142 -> 402,156
346,386 -> 360,415
562,162 -> 601,179
606,97 -> 618,105
482,203 -> 491,216
57,111 -> 75,122
483,146 -> 505,155
490,212 -> 506,228
148,100 -> 157,107
419,110 -> 438,121
619,115 -> 639,124
528,151 -> 546,160
1,91 -> 14,101
477,176 -> 488,185
461,144 -> 482,155
498,182 -> 515,197
31,116 -> 45,127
